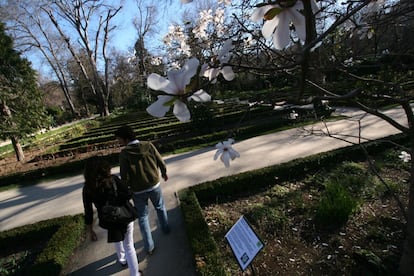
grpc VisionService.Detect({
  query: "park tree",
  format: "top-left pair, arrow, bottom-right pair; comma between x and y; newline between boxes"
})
1,0 -> 122,117
132,0 -> 159,78
1,0 -> 79,118
108,0 -> 165,110
110,52 -> 139,108
0,22 -> 50,161
146,0 -> 414,274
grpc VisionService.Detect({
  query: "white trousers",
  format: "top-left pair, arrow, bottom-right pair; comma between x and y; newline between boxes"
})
114,222 -> 140,276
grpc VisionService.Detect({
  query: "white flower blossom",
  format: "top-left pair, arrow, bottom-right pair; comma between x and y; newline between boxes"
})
202,39 -> 235,83
399,151 -> 411,163
193,9 -> 214,40
251,0 -> 318,49
150,56 -> 163,66
344,57 -> 354,66
214,138 -> 240,167
289,110 -> 299,120
164,25 -> 192,60
146,58 -> 211,122
214,8 -> 226,36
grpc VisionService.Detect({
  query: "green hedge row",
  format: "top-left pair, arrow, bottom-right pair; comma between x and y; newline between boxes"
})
0,215 -> 84,276
178,133 -> 408,275
60,105 -> 271,151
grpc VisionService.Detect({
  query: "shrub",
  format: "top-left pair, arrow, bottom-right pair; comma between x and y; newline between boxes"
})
0,215 -> 84,276
179,190 -> 226,276
31,215 -> 84,275
315,180 -> 358,227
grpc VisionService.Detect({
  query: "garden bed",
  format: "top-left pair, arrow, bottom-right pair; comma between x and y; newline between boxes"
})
179,135 -> 409,275
203,162 -> 407,275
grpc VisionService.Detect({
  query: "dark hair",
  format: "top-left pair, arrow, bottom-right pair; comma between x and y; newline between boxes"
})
83,156 -> 112,196
114,125 -> 136,141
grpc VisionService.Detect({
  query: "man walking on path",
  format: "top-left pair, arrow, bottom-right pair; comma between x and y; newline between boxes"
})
115,125 -> 170,255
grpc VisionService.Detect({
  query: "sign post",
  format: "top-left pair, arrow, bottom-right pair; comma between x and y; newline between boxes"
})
225,215 -> 264,272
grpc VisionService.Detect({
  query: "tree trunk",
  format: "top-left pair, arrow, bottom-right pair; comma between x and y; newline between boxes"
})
99,92 -> 110,116
1,102 -> 25,161
399,143 -> 414,275
298,0 -> 317,100
11,135 -> 24,161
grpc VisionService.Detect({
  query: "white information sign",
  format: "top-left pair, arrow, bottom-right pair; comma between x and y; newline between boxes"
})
225,215 -> 264,271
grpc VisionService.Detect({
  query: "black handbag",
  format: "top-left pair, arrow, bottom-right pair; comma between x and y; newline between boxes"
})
101,180 -> 137,225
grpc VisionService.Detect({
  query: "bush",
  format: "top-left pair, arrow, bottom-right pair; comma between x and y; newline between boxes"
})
315,180 -> 358,227
0,215 -> 84,276
179,190 -> 226,276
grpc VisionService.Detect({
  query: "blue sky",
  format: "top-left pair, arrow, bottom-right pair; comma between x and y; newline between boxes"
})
109,0 -> 190,54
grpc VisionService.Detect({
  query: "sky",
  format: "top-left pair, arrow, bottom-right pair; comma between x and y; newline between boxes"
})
95,0 -> 194,54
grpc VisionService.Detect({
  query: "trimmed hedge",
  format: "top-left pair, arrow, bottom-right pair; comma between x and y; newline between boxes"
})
178,133 -> 409,275
179,190 -> 227,276
0,215 -> 84,276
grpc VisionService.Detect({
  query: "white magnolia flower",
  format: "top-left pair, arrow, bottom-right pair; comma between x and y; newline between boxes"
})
251,0 -> 318,49
150,56 -> 163,66
146,58 -> 211,122
214,138 -> 240,167
289,110 -> 299,120
399,151 -> 411,163
202,39 -> 235,83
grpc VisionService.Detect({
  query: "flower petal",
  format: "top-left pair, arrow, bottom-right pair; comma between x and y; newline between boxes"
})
262,16 -> 280,39
290,9 -> 306,42
311,0 -> 319,12
199,63 -> 208,77
173,100 -> 191,122
166,70 -> 183,93
273,13 -> 291,49
251,5 -> 273,21
214,149 -> 222,160
228,148 -> 240,160
167,58 -> 200,93
221,152 -> 231,167
204,67 -> 220,81
146,95 -> 173,118
221,66 -> 235,81
189,89 -> 211,102
147,74 -> 176,94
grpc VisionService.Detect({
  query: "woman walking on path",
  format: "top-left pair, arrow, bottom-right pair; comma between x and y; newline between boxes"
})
82,157 -> 143,276
115,125 -> 170,256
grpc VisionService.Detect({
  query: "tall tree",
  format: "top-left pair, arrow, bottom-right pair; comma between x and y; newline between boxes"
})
2,0 -> 122,117
0,22 -> 50,161
1,0 -> 79,118
132,0 -> 159,78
